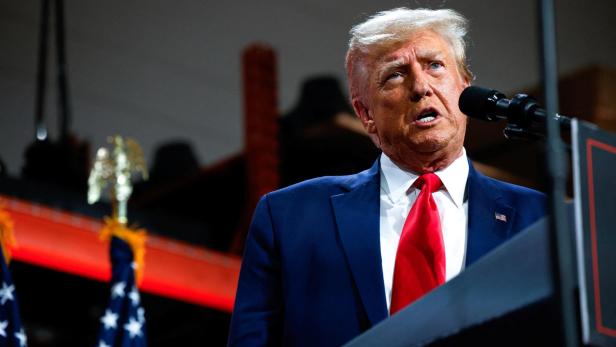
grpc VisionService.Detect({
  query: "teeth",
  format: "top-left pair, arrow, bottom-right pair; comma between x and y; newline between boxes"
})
417,116 -> 436,123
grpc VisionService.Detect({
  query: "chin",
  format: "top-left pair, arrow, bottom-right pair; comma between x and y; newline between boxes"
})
408,137 -> 449,154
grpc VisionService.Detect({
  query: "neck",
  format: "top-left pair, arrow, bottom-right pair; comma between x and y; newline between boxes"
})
390,147 -> 463,174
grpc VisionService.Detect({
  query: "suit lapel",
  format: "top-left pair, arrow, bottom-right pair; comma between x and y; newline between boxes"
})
331,161 -> 388,326
329,160 -> 516,324
466,161 -> 516,266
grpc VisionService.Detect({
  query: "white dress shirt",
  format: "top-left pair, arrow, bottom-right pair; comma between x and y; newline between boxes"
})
379,150 -> 469,310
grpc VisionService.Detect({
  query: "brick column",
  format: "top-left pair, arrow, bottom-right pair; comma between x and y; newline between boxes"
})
231,44 -> 279,253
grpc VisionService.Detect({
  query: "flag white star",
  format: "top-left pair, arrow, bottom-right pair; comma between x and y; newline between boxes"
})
128,287 -> 140,306
124,317 -> 143,339
14,328 -> 27,347
98,340 -> 111,347
137,307 -> 145,323
100,309 -> 118,330
0,320 -> 7,337
111,282 -> 126,299
0,282 -> 15,305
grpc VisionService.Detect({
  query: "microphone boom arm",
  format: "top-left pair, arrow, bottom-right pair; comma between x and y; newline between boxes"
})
459,86 -> 572,141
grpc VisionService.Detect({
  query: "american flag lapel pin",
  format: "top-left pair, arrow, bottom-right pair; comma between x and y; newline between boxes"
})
495,212 -> 507,222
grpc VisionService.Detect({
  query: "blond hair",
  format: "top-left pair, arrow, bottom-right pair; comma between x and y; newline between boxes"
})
346,8 -> 473,100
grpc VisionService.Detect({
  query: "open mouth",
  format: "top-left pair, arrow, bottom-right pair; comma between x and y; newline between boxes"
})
415,109 -> 439,124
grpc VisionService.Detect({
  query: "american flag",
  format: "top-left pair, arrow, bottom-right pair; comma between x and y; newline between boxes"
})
0,248 -> 27,347
96,237 -> 147,347
495,212 -> 508,222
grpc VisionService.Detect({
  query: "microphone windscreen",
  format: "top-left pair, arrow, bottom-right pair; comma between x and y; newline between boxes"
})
458,86 -> 503,120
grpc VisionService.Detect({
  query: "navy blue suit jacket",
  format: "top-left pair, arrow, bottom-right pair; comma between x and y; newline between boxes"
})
228,160 -> 547,346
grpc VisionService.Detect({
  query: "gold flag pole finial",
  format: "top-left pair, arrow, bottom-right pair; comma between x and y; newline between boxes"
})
88,135 -> 149,283
88,135 -> 148,224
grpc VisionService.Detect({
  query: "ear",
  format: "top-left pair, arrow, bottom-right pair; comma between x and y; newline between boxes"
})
352,97 -> 377,135
461,72 -> 471,89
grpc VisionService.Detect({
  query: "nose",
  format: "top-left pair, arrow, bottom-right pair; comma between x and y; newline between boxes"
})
409,65 -> 431,102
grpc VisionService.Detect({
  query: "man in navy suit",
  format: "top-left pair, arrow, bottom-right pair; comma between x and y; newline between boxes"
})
228,8 -> 546,347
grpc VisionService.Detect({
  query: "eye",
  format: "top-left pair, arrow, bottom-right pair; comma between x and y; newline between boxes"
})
386,71 -> 404,81
428,61 -> 444,70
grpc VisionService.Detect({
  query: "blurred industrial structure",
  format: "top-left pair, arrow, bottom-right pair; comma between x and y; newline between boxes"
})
0,0 -> 615,345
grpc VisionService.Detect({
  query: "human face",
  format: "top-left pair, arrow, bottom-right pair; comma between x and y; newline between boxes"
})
352,30 -> 469,173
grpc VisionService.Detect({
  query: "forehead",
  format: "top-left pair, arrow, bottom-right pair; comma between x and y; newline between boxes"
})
374,30 -> 455,64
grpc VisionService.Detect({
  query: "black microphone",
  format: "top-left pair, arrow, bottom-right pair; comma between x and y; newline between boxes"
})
459,85 -> 570,129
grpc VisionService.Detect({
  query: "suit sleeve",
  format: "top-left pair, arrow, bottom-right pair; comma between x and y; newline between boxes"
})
227,195 -> 283,346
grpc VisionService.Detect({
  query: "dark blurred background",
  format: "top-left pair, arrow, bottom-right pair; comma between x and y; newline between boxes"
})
2,0 -> 615,175
1,0 -> 615,345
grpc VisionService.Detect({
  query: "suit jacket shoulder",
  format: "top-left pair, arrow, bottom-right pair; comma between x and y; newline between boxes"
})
465,161 -> 548,264
267,162 -> 378,200
229,161 -> 383,347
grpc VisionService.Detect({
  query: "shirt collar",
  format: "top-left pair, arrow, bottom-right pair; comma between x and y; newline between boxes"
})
380,148 -> 469,207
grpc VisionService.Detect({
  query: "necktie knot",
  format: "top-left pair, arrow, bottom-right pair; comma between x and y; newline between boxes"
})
414,173 -> 442,194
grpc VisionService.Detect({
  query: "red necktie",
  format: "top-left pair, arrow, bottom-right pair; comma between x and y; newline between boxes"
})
390,173 -> 446,315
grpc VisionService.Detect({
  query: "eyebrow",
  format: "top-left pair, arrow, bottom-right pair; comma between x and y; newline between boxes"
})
415,48 -> 445,61
380,59 -> 406,72
380,48 -> 446,69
